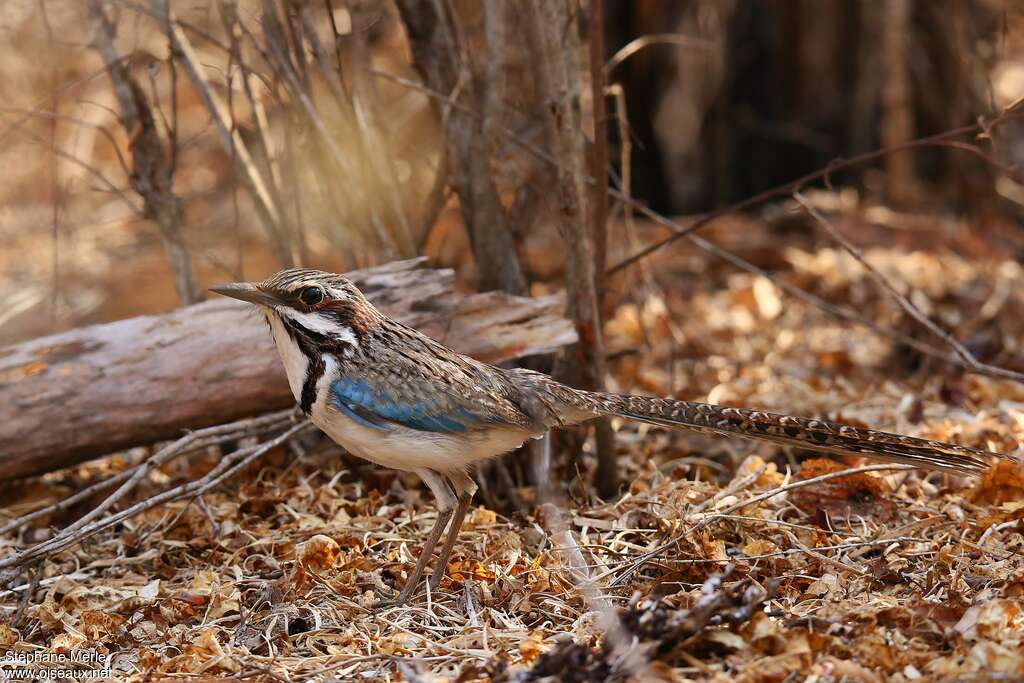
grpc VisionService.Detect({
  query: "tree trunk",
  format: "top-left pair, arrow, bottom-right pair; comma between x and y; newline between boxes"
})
395,0 -> 529,295
527,0 -> 618,497
881,0 -> 918,206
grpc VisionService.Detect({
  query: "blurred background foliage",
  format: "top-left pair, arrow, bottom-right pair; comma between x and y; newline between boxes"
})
1,0 -> 1023,346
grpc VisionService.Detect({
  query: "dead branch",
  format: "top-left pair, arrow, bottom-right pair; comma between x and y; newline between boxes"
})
608,103 -> 1024,276
534,434 -> 652,681
90,0 -> 200,304
0,418 -> 312,581
0,259 -> 576,480
612,464 -> 917,588
154,0 -> 293,266
513,569 -> 776,680
649,571 -> 777,657
603,33 -> 715,76
708,463 -> 915,522
527,0 -> 617,497
794,192 -> 1024,384
395,0 -> 529,295
287,64 -> 1024,389
4,116 -> 140,213
0,411 -> 293,537
0,108 -> 133,180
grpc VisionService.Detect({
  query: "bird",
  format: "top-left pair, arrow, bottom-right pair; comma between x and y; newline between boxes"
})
211,268 -> 1012,604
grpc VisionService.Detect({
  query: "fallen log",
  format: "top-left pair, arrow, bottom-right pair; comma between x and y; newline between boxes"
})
0,258 -> 576,480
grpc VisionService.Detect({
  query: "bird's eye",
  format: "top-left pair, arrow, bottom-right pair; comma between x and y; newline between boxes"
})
299,286 -> 324,306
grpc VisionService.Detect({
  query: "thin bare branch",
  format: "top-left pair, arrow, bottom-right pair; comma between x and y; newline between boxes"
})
6,119 -> 140,213
372,66 -> 1024,386
614,464 -> 917,586
0,411 -> 295,538
794,192 -> 1024,384
90,0 -> 200,305
604,32 -> 714,76
608,104 -> 1024,276
155,0 -> 293,266
0,108 -> 132,180
0,419 -> 311,580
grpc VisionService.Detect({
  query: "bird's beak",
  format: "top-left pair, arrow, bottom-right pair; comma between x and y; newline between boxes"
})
209,282 -> 280,307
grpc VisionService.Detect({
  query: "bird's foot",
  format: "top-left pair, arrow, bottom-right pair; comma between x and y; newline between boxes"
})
375,568 -> 451,608
371,594 -> 402,610
372,572 -> 421,608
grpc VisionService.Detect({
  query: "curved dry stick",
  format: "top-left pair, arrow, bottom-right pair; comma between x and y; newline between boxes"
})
681,228 -> 959,362
6,122 -> 140,213
532,433 -> 655,680
604,33 -> 715,76
0,60 -> 122,147
794,192 -> 1024,384
0,411 -> 294,537
607,105 -> 1024,276
709,463 -> 915,521
0,107 -> 133,180
0,418 -> 308,580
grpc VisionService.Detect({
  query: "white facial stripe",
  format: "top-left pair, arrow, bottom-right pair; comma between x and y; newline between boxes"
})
324,285 -> 351,300
276,307 -> 360,347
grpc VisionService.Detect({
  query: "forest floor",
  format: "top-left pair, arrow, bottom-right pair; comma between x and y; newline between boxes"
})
2,208 -> 1024,682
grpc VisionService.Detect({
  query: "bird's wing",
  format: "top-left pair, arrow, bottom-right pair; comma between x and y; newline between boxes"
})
329,324 -> 542,434
330,374 -> 498,433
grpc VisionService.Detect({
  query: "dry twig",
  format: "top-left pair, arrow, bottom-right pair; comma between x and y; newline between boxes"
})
0,417 -> 311,582
794,192 -> 1024,384
90,0 -> 200,304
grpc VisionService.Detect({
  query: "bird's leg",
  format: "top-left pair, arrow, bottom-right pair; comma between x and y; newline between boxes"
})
393,469 -> 456,605
428,471 -> 478,592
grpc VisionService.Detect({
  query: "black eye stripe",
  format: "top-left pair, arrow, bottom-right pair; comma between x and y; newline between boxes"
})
299,286 -> 324,306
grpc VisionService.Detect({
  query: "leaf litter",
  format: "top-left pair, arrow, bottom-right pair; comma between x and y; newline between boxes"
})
2,223 -> 1024,681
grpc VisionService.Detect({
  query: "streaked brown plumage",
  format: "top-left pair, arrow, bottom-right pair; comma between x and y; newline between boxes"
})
562,390 -> 999,474
213,268 -> 1013,604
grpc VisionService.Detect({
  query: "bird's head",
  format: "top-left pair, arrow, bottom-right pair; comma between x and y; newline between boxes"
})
210,268 -> 381,346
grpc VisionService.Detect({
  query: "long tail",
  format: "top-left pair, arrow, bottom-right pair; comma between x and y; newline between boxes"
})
547,385 -> 1010,475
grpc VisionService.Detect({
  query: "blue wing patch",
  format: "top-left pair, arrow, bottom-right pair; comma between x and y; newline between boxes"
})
330,378 -> 481,433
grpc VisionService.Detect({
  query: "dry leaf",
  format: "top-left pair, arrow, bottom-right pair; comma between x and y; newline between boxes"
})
50,631 -> 86,652
518,633 -> 546,665
0,623 -> 21,648
970,459 -> 1024,505
80,610 -> 126,641
447,560 -> 495,583
954,599 -> 1022,640
790,458 -> 894,523
299,534 -> 341,572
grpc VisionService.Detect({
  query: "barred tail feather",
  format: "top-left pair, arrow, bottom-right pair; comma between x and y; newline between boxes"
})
568,391 -> 1009,475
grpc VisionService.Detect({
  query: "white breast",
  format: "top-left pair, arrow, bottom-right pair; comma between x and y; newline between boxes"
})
316,411 -> 534,475
262,322 -> 534,475
309,355 -> 533,474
